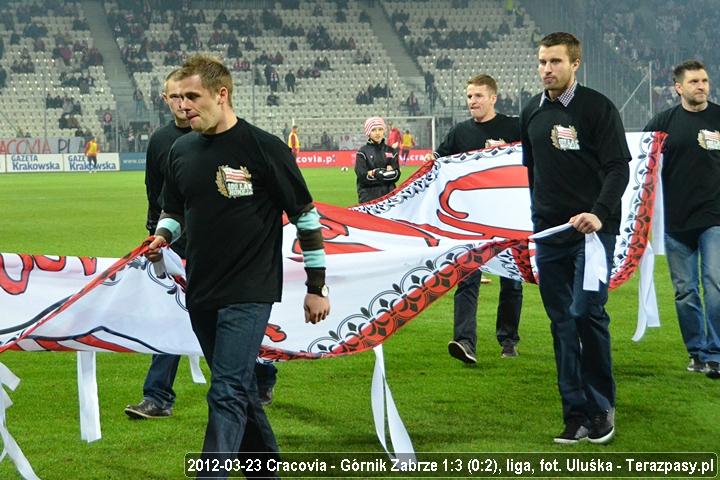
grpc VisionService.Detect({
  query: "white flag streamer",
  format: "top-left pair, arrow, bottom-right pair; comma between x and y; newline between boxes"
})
77,352 -> 101,442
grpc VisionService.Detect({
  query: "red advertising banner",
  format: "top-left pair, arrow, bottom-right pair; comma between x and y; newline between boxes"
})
295,149 -> 431,168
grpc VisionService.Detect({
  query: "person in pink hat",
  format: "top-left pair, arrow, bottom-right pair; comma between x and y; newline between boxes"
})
354,116 -> 400,203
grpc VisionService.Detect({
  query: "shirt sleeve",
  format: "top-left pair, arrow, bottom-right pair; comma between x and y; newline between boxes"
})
591,100 -> 631,223
265,136 -> 314,218
159,146 -> 185,217
519,109 -> 535,194
144,140 -> 162,233
434,128 -> 455,158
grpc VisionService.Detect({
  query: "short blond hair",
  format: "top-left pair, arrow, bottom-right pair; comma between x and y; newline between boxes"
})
177,54 -> 234,107
467,74 -> 498,94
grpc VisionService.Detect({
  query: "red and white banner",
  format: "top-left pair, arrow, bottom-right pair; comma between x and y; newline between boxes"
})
295,149 -> 431,168
0,132 -> 664,358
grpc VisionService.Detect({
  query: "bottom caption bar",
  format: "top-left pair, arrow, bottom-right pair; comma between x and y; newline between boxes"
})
184,452 -> 717,478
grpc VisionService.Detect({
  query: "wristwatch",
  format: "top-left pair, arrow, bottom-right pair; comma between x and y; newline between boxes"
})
307,284 -> 330,297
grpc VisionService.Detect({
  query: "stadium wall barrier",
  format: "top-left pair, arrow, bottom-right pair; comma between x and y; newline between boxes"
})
0,150 -> 432,173
119,153 -> 146,171
295,149 -> 431,168
0,136 -> 86,154
2,153 -> 120,173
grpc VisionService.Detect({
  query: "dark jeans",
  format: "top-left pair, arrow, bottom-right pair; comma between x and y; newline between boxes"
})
190,303 -> 279,479
143,355 -> 277,411
535,233 -> 616,424
453,270 -> 523,352
665,227 -> 720,363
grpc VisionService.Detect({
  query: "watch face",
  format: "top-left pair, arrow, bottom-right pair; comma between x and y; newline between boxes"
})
321,284 -> 329,297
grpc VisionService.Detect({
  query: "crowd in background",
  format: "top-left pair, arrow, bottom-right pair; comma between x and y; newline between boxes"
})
1,0 -> 719,148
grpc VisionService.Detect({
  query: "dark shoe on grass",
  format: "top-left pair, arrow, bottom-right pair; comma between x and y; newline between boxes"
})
448,340 -> 477,364
124,399 -> 172,419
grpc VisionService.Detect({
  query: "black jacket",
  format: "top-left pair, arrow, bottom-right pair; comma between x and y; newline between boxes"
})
354,140 -> 400,203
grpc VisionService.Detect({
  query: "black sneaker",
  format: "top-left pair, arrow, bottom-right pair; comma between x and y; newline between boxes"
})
124,399 -> 172,419
588,411 -> 615,444
501,342 -> 518,358
448,340 -> 477,364
259,386 -> 274,406
706,361 -> 720,379
687,356 -> 707,373
553,418 -> 589,444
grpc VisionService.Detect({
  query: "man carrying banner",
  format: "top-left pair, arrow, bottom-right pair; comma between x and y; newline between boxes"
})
644,60 -> 720,379
145,55 -> 330,477
520,32 -> 630,445
429,74 -> 524,363
125,69 -> 279,420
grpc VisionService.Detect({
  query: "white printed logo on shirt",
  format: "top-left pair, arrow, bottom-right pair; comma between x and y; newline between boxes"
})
485,138 -> 507,148
216,165 -> 253,198
697,129 -> 720,151
551,125 -> 580,151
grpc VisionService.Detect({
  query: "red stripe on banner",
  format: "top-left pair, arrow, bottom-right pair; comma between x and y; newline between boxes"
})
609,131 -> 666,289
0,254 -> 34,295
35,340 -> 75,351
0,243 -> 149,353
286,203 -> 441,255
32,256 -> 67,272
74,334 -> 135,352
259,238 -> 523,361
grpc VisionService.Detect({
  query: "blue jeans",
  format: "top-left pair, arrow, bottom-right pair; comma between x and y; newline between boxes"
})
143,354 -> 180,410
190,303 -> 279,479
665,226 -> 720,363
453,270 -> 523,351
142,355 -> 277,410
535,233 -> 616,424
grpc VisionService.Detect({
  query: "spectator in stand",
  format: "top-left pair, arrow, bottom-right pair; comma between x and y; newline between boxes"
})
269,67 -> 280,92
406,91 -> 419,116
425,71 -> 435,95
285,70 -> 296,93
266,93 -> 280,106
320,131 -> 334,150
134,88 -> 145,115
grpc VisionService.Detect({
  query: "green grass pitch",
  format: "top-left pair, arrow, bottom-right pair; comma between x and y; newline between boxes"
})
0,170 -> 717,479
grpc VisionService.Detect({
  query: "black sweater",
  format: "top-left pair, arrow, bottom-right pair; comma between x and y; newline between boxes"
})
520,84 -> 630,240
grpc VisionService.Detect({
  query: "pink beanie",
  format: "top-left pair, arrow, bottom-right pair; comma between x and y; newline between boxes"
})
364,116 -> 386,138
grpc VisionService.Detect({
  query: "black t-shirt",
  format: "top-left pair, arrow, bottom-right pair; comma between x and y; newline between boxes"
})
644,102 -> 720,232
162,118 -> 314,310
520,85 -> 630,240
435,113 -> 520,157
145,121 -> 192,255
